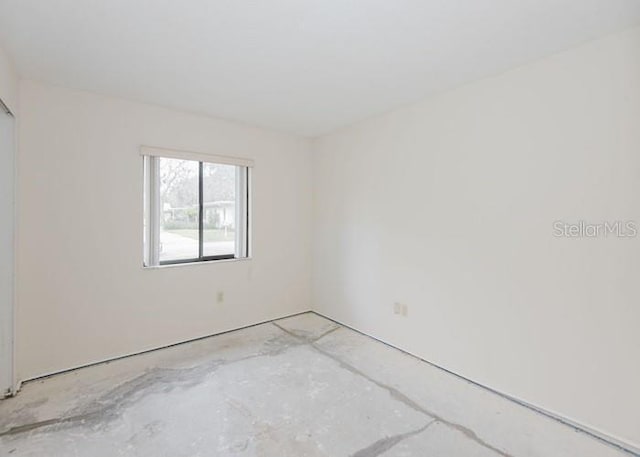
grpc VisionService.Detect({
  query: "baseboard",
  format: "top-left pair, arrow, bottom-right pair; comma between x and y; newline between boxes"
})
17,309 -> 313,387
310,311 -> 640,457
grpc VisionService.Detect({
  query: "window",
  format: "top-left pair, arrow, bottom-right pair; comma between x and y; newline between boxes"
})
143,148 -> 251,266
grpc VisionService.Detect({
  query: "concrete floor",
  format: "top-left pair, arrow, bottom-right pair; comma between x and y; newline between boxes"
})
0,313 -> 630,457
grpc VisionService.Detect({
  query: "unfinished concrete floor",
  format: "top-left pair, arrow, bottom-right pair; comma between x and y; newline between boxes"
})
0,313 -> 631,457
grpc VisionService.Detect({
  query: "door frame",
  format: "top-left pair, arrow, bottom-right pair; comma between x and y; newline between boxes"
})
0,97 -> 16,397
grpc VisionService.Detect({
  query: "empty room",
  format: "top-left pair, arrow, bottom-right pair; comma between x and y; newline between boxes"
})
0,1 -> 639,456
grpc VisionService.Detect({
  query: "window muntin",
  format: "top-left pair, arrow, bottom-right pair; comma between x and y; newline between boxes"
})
144,155 -> 249,266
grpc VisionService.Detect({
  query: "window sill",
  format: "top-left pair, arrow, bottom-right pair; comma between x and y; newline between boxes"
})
143,256 -> 252,270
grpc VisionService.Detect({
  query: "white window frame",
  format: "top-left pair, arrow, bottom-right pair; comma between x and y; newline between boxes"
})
142,146 -> 252,267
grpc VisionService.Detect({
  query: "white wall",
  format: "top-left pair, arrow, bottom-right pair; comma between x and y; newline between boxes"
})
0,43 -> 18,394
17,81 -> 312,380
313,26 -> 640,448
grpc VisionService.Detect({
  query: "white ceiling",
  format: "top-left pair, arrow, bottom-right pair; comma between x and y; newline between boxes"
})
1,1 -> 639,136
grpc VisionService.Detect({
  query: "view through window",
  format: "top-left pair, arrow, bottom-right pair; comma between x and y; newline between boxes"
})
144,154 -> 249,266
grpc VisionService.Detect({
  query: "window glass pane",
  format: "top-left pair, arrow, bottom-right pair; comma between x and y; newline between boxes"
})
202,162 -> 236,257
159,158 -> 199,262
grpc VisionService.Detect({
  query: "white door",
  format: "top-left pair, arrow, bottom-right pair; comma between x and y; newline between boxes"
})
0,104 -> 15,396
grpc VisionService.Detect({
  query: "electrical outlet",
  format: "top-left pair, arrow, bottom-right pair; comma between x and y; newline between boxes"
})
394,302 -> 408,317
217,291 -> 224,304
